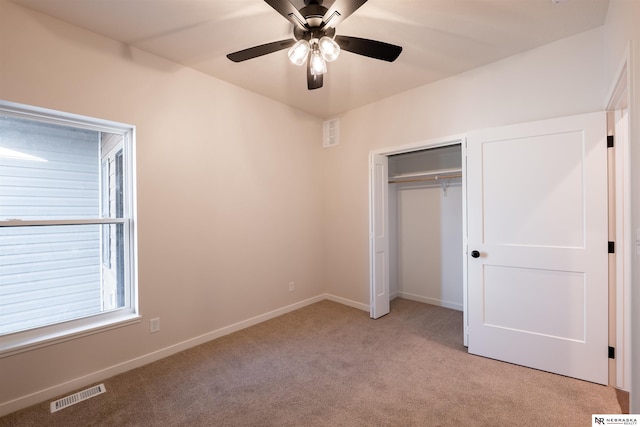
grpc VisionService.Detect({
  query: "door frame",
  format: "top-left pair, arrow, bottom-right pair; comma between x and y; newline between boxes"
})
605,43 -> 632,391
368,134 -> 468,343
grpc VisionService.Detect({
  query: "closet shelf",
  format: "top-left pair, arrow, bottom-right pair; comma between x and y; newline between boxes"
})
388,168 -> 462,184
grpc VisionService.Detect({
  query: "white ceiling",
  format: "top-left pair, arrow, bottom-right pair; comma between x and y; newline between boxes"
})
11,0 -> 610,118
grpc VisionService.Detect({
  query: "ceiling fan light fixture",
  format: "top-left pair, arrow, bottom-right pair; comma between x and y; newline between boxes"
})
310,49 -> 327,76
288,39 -> 310,66
318,36 -> 340,62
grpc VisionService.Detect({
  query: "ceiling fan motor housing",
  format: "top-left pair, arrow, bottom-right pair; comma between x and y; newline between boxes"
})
294,26 -> 335,42
300,3 -> 327,27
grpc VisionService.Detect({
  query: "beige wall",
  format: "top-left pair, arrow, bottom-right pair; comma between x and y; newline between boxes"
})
322,27 -> 606,305
603,0 -> 640,414
0,0 -> 324,413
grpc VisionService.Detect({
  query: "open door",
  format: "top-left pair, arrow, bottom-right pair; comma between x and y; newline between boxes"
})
467,112 -> 608,384
370,153 -> 390,318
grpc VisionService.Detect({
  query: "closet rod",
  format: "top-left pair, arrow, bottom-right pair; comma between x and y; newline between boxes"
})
388,173 -> 462,184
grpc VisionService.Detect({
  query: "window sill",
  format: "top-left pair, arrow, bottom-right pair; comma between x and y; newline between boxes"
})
0,314 -> 141,358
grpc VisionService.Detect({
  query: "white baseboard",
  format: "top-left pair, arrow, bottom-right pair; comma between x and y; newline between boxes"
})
1,294 -> 335,417
397,292 -> 463,312
324,294 -> 370,312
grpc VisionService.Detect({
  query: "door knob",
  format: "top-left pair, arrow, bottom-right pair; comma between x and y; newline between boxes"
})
471,250 -> 480,258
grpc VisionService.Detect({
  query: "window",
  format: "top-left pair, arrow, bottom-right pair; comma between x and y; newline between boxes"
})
0,101 -> 138,355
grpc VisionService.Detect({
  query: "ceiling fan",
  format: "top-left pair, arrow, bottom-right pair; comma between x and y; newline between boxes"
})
227,0 -> 403,90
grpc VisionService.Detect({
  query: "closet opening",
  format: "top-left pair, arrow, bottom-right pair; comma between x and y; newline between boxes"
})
369,136 -> 467,344
388,144 -> 463,311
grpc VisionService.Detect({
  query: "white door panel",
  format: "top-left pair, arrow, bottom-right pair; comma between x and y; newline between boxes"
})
481,131 -> 586,248
467,112 -> 608,384
483,266 -> 586,341
370,154 -> 390,319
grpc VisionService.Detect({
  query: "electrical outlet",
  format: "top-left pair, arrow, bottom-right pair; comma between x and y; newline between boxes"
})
150,317 -> 160,333
288,282 -> 295,292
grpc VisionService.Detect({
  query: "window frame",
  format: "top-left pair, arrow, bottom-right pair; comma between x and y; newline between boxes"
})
0,100 -> 139,357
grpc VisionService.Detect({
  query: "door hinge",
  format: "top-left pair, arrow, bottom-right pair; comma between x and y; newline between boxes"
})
609,346 -> 615,359
607,135 -> 614,148
608,241 -> 615,254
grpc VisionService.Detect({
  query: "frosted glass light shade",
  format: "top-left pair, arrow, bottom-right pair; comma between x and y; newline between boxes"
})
318,36 -> 340,62
288,40 -> 310,66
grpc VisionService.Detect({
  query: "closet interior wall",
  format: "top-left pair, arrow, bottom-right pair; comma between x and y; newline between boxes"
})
388,145 -> 463,311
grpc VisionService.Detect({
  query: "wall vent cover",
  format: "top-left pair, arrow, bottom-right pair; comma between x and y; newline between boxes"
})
323,118 -> 339,148
50,383 -> 106,413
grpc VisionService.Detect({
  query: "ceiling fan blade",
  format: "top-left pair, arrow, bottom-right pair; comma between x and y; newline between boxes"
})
321,0 -> 368,29
335,35 -> 402,62
227,39 -> 295,62
307,60 -> 323,90
264,0 -> 307,30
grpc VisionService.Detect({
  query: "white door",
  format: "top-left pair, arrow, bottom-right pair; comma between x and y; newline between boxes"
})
370,154 -> 390,318
467,112 -> 608,384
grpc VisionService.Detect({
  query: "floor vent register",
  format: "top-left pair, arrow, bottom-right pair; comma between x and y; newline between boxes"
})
50,383 -> 106,413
